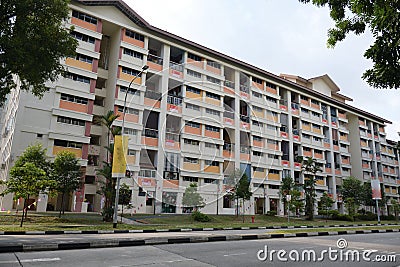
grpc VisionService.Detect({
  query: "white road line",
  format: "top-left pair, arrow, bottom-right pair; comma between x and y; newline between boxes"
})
20,257 -> 61,263
223,252 -> 247,257
0,260 -> 18,264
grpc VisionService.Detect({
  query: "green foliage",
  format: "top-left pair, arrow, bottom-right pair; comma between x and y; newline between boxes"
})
331,213 -> 354,222
344,197 -> 358,221
182,183 -> 205,210
266,210 -> 277,216
390,200 -> 399,221
0,0 -> 78,106
361,182 -> 375,207
341,176 -> 363,205
299,0 -> 400,89
355,212 -> 377,221
13,143 -> 51,175
236,173 -> 252,200
191,211 -> 211,222
318,192 -> 334,217
280,176 -> 304,215
118,183 -> 132,206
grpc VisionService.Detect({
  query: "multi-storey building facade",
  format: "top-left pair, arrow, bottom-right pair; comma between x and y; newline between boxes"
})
0,0 -> 398,214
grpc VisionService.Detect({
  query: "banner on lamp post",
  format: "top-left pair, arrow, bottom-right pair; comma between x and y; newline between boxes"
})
371,178 -> 382,200
112,135 -> 129,177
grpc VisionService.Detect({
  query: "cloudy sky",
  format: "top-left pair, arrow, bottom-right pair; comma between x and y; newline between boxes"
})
127,0 -> 399,140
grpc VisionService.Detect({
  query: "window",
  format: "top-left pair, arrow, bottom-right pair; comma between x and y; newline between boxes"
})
206,108 -> 220,116
268,154 -> 279,159
70,31 -> 95,44
253,135 -> 262,141
204,178 -> 217,184
254,167 -> 265,172
311,111 -> 320,117
206,76 -> 220,84
184,139 -> 199,146
266,96 -> 277,103
252,91 -> 262,98
252,105 -> 263,112
37,133 -> 43,138
57,116 -> 85,126
117,106 -> 139,115
205,91 -> 220,100
205,125 -> 219,132
311,99 -> 319,105
125,29 -> 144,41
123,48 -> 143,59
183,177 -> 198,182
269,169 -> 280,174
54,139 -> 83,148
122,67 -> 141,76
186,121 -> 200,128
120,86 -> 140,95
303,147 -> 311,152
123,128 -> 137,135
313,136 -> 321,142
188,53 -> 202,61
75,53 -> 93,64
302,134 -> 311,139
186,86 -> 201,94
315,149 -> 323,154
205,160 -> 219,166
205,142 -> 219,149
72,10 -> 97,24
127,149 -> 136,156
187,69 -> 202,78
65,72 -> 90,84
300,95 -> 308,101
267,124 -> 277,131
206,60 -> 221,69
267,111 -> 278,117
252,120 -> 263,127
312,124 -> 320,130
301,108 -> 309,114
253,151 -> 263,156
184,157 -> 198,164
60,93 -> 88,105
186,103 -> 200,111
265,82 -> 277,89
252,77 -> 263,84
267,139 -> 277,145
302,121 -> 310,126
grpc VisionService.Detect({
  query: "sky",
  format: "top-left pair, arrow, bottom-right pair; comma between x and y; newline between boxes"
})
127,0 -> 399,140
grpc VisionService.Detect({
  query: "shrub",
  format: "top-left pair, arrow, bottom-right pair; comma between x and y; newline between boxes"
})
266,210 -> 277,216
332,213 -> 353,221
381,215 -> 395,220
192,211 -> 211,222
355,212 -> 377,221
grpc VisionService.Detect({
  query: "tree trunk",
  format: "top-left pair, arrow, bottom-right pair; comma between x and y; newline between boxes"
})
236,196 -> 239,217
121,204 -> 124,223
59,192 -> 65,218
20,198 -> 26,227
242,198 -> 245,223
25,194 -> 29,219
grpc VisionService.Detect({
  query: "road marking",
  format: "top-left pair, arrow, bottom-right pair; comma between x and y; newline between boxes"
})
0,260 -> 18,264
20,257 -> 61,263
224,252 -> 247,257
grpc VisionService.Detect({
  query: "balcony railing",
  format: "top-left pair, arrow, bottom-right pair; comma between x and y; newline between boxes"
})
167,95 -> 182,106
223,110 -> 235,119
169,61 -> 183,72
143,128 -> 158,138
240,146 -> 250,154
139,169 -> 156,178
165,132 -> 180,141
239,84 -> 249,93
223,143 -> 234,151
148,54 -> 163,65
224,80 -> 235,89
291,102 -> 299,109
144,90 -> 162,100
240,114 -> 250,123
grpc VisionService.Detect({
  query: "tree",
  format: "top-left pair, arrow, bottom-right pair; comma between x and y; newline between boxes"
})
299,156 -> 322,220
319,192 -> 334,219
226,168 -> 244,217
299,0 -> 400,89
361,182 -> 375,209
0,0 -> 78,106
182,183 -> 205,212
118,183 -> 132,221
341,176 -> 363,219
280,176 -> 304,216
390,199 -> 399,222
2,163 -> 48,227
236,173 -> 252,222
52,151 -> 82,218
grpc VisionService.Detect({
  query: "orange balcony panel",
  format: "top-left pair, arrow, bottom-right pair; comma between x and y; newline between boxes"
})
223,117 -> 234,126
385,187 -> 390,193
116,113 -> 139,123
311,103 -> 320,109
184,125 -> 201,135
224,87 -> 235,95
383,167 -> 388,173
240,91 -> 249,100
340,136 -> 348,141
397,180 -> 400,185
205,97 -> 220,106
240,153 -> 250,161
342,159 -> 350,165
65,58 -> 92,71
282,160 -> 290,167
253,140 -> 264,148
183,162 -> 201,171
147,61 -> 163,72
253,111 -> 264,118
223,150 -> 234,158
335,170 -> 341,175
316,179 -> 325,186
252,81 -> 263,90
169,69 -> 183,79
59,100 -> 87,113
187,58 -> 204,69
165,140 -> 180,150
205,166 -> 220,173
141,136 -> 158,147
163,180 -> 179,189
138,178 -> 156,187
325,167 -> 332,173
267,144 -> 279,151
303,151 -> 312,157
186,91 -> 201,100
333,145 -> 339,151
339,113 -> 347,119
315,153 -> 323,159
205,130 -> 220,139
206,64 -> 221,75
300,99 -> 310,106
53,146 -> 82,158
240,121 -> 250,130
292,109 -> 299,115
313,128 -> 322,134
324,142 -> 330,148
359,120 -> 366,126
267,115 -> 278,123
390,169 -> 395,174
254,171 -> 266,179
71,17 -> 97,32
126,155 -> 136,165
144,98 -> 161,108
122,35 -> 145,48
167,103 -> 182,113
362,163 -> 370,169
266,87 -> 277,95
268,173 -> 280,181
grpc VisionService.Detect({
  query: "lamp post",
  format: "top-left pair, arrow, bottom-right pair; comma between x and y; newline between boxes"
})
113,65 -> 148,228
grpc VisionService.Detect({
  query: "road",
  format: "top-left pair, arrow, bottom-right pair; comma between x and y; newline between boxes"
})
0,232 -> 399,266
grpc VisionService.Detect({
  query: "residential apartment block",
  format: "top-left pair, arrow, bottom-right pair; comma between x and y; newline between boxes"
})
0,0 -> 398,214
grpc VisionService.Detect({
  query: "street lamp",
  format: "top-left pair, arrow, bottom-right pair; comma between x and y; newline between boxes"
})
113,65 -> 148,228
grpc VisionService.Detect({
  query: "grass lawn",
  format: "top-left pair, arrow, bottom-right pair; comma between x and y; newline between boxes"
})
0,212 -> 398,231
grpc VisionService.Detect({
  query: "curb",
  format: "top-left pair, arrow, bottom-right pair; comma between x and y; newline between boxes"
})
1,223 -> 399,236
0,228 -> 398,253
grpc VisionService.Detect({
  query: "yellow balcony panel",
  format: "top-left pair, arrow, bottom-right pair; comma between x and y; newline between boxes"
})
268,173 -> 280,181
253,111 -> 264,118
254,171 -> 266,179
204,166 -> 220,173
126,155 -> 136,165
316,179 -> 325,186
302,125 -> 311,131
313,128 -> 322,134
53,146 -> 82,158
205,97 -> 220,106
340,136 -> 348,141
186,91 -> 202,100
163,180 -> 179,189
183,162 -> 201,171
119,69 -> 142,84
65,58 -> 92,71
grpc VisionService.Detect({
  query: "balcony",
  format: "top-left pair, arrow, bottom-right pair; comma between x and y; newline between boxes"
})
266,86 -> 277,95
204,165 -> 220,174
183,162 -> 201,171
167,95 -> 182,113
279,99 -> 288,112
223,80 -> 235,95
187,58 -> 204,69
165,132 -> 180,150
204,128 -> 220,139
205,95 -> 221,106
147,54 -> 163,72
65,58 -> 92,72
323,138 -> 330,148
126,154 -> 136,165
268,173 -> 280,181
240,146 -> 251,161
184,124 -> 201,135
223,111 -> 235,126
142,128 -> 158,147
119,67 -> 142,84
314,152 -> 324,160
71,16 -> 97,32
253,169 -> 266,179
240,115 -> 250,130
53,146 -> 82,158
169,62 -> 184,79
341,158 -> 350,165
206,61 -> 222,75
59,100 -> 87,113
223,143 -> 235,158
239,85 -> 250,99
359,120 -> 366,127
122,29 -> 144,48
253,139 -> 264,148
144,90 -> 162,109
325,163 -> 332,174
291,102 -> 300,115
316,178 -> 325,186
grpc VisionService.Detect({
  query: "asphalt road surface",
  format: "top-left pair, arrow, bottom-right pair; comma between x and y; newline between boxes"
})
0,233 -> 399,266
